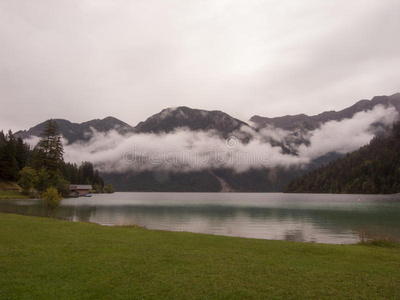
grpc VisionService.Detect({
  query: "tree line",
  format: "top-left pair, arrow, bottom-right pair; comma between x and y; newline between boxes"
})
284,120 -> 400,194
0,119 -> 114,196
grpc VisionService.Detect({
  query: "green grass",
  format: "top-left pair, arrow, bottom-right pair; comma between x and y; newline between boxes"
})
0,182 -> 29,199
0,213 -> 399,299
0,190 -> 31,199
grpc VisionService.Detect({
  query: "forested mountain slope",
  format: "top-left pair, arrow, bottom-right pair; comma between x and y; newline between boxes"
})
284,121 -> 400,194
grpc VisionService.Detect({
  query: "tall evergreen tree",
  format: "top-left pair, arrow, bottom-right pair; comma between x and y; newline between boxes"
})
79,161 -> 95,184
35,119 -> 64,175
0,130 -> 6,147
0,130 -> 19,181
93,170 -> 104,188
15,137 -> 29,170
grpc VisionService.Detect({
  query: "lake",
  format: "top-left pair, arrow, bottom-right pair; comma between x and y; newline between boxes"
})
1,192 -> 399,244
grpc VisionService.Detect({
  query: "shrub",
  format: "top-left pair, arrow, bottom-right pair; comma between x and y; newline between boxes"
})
43,187 -> 62,210
103,184 -> 115,193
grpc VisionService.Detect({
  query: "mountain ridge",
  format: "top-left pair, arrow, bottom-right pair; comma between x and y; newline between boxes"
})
15,93 -> 400,144
250,93 -> 400,131
15,116 -> 133,144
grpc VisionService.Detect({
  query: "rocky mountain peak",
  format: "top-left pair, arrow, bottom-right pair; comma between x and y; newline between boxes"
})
134,106 -> 249,136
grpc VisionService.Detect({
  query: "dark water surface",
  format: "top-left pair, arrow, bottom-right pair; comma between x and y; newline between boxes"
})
1,192 -> 399,244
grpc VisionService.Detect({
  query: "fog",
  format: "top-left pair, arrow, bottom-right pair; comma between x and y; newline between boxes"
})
42,105 -> 398,174
298,105 -> 399,159
62,128 -> 307,173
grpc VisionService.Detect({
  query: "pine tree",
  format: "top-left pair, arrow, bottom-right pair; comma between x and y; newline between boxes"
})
36,119 -> 64,176
0,130 -> 6,147
0,130 -> 19,181
79,161 -> 94,184
15,137 -> 29,170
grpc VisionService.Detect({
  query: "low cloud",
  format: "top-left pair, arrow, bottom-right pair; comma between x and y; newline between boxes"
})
63,128 -> 307,173
298,105 -> 398,159
25,105 -> 398,174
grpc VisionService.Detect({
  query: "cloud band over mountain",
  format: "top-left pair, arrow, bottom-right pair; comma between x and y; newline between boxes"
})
45,105 -> 399,174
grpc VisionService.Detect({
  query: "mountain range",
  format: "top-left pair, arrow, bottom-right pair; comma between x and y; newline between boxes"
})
16,117 -> 132,144
251,93 -> 400,131
16,93 -> 400,142
14,93 -> 400,192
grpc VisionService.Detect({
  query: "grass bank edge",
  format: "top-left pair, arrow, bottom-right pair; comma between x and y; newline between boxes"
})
1,213 -> 399,299
0,212 -> 398,248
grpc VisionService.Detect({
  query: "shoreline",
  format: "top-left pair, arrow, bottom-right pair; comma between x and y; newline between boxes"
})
1,210 -> 399,246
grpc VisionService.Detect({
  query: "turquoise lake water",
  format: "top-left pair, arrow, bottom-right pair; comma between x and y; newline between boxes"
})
1,192 -> 399,244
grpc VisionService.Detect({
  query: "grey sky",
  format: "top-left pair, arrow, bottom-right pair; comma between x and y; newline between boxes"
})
1,0 -> 400,132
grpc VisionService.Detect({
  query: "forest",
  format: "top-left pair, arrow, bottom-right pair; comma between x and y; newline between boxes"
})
0,120 -> 112,196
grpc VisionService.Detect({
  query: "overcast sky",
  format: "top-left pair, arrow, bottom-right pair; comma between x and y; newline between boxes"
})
1,0 -> 400,132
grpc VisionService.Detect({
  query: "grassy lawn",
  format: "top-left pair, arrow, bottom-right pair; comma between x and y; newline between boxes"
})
0,213 -> 399,299
0,190 -> 31,200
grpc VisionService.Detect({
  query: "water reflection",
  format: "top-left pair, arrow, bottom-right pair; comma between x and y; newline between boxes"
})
1,193 -> 399,244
